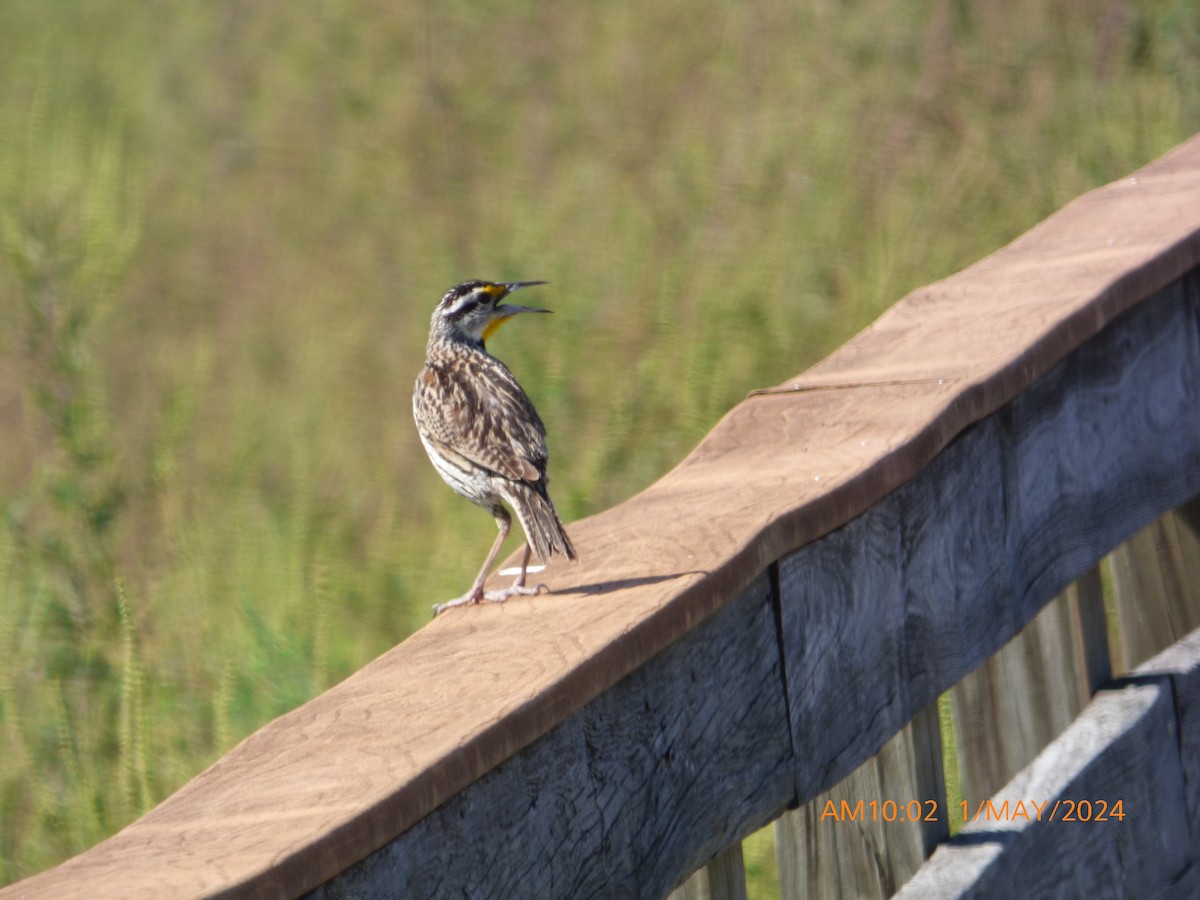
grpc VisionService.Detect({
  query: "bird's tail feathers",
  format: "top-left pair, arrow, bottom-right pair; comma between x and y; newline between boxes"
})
509,482 -> 577,563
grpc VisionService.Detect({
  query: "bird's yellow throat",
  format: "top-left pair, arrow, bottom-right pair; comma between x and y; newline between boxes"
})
481,313 -> 516,343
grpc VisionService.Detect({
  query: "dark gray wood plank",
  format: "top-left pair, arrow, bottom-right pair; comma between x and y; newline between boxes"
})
897,627 -> 1200,899
305,574 -> 792,900
1137,627 -> 1200,855
909,701 -> 950,859
779,271 -> 1200,808
998,278 -> 1200,618
1070,565 -> 1111,696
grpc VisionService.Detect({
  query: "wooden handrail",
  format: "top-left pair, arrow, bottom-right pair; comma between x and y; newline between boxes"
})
6,136 -> 1200,899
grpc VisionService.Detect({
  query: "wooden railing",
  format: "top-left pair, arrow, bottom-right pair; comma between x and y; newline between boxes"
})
5,136 -> 1200,900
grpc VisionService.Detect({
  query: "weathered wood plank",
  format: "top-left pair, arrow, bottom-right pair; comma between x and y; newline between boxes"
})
778,272 -> 1200,812
1111,498 -> 1200,671
1140,627 -> 1200,850
909,701 -> 949,860
998,279 -> 1200,619
774,702 -> 946,900
1070,566 -> 1111,696
897,680 -> 1194,898
896,628 -> 1200,899
304,575 -> 792,900
951,589 -> 1089,807
667,845 -> 748,900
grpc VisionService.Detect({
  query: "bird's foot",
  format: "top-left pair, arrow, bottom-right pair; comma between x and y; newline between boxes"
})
432,579 -> 547,616
482,579 -> 548,603
432,587 -> 484,616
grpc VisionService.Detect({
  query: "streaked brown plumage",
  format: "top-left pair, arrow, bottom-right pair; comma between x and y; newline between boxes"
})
413,280 -> 576,614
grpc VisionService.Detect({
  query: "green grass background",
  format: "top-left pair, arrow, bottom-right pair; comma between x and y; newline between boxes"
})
0,0 -> 1197,890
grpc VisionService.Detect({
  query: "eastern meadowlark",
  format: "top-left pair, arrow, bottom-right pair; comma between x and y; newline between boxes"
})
413,280 -> 577,615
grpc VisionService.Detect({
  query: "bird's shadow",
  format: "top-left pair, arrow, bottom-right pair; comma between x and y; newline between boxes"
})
554,570 -> 709,598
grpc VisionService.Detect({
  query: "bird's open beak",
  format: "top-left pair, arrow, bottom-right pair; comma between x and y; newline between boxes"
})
494,303 -> 550,316
497,281 -> 551,316
483,282 -> 551,341
503,280 -> 548,293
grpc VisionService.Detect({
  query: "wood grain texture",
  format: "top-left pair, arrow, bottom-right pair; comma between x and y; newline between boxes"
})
1071,566 -> 1111,697
896,628 -> 1200,899
666,845 -> 748,900
774,703 -> 947,900
303,575 -> 792,900
5,140 -> 1200,899
1111,498 -> 1200,672
1138,627 -> 1200,851
1001,279 -> 1200,621
780,271 -> 1200,809
950,590 -> 1089,807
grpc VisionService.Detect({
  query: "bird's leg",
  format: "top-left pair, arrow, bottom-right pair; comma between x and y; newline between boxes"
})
433,512 -> 512,615
484,543 -> 547,601
510,545 -> 533,589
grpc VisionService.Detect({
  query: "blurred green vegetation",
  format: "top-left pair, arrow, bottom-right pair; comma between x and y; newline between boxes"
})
0,0 -> 1196,890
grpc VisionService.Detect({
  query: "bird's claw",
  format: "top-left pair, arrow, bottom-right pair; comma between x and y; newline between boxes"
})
433,581 -> 547,616
483,581 -> 547,602
431,591 -> 481,616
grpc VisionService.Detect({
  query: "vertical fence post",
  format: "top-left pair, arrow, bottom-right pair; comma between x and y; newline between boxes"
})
667,844 -> 749,900
1070,565 -> 1111,696
773,701 -> 946,899
950,586 -> 1091,806
1111,498 -> 1200,672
